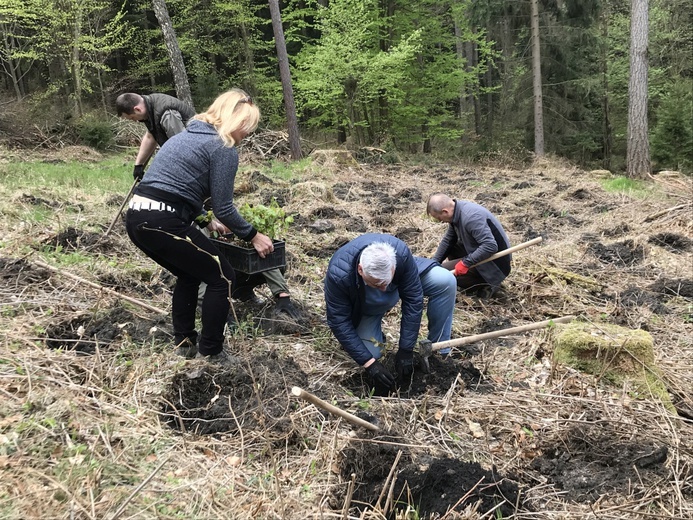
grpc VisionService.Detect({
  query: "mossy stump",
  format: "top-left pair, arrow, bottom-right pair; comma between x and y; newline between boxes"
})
554,322 -> 673,410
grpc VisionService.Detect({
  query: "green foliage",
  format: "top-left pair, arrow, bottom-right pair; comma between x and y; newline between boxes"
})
77,114 -> 114,150
238,198 -> 293,239
651,80 -> 693,173
599,176 -> 649,197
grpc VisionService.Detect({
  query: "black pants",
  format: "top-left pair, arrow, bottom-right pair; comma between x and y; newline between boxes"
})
126,208 -> 236,355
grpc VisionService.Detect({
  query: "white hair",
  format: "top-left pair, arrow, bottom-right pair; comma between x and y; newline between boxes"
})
359,242 -> 397,284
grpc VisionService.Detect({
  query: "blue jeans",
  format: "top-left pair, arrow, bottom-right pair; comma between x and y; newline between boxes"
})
356,266 -> 457,358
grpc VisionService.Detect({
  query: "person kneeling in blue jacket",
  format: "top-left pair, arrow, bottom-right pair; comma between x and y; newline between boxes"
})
324,233 -> 457,391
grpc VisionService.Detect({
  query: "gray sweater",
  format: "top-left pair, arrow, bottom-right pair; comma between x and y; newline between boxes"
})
433,200 -> 511,287
138,119 -> 255,240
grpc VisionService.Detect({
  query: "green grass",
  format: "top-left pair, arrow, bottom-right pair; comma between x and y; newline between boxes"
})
0,155 -> 132,195
599,176 -> 650,197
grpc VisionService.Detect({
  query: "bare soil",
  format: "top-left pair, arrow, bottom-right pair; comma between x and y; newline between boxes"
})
0,152 -> 691,519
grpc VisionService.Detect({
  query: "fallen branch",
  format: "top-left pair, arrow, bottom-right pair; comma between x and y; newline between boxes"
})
643,202 -> 692,223
34,260 -> 167,315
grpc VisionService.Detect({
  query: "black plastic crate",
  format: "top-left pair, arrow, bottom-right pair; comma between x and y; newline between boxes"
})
211,238 -> 286,274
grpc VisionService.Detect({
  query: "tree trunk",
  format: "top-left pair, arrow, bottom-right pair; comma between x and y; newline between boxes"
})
2,31 -> 23,100
626,0 -> 651,179
530,0 -> 545,156
600,5 -> 612,170
71,5 -> 83,118
268,0 -> 302,160
151,0 -> 194,109
454,21 -> 466,120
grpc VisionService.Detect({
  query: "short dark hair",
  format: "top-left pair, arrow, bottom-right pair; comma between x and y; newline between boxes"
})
115,93 -> 143,116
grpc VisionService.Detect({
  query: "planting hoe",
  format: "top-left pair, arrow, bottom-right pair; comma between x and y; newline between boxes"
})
418,315 -> 575,373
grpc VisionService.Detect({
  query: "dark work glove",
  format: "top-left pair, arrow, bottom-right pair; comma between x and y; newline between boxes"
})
133,164 -> 145,181
395,349 -> 415,378
365,360 -> 395,390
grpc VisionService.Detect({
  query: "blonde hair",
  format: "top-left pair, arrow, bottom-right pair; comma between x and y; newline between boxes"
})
194,88 -> 260,147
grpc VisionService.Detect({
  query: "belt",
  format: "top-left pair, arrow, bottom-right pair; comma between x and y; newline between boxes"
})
129,195 -> 176,213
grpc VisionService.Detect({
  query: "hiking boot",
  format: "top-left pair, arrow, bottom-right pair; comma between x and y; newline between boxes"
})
274,296 -> 301,320
195,349 -> 238,366
475,286 -> 495,299
175,338 -> 198,359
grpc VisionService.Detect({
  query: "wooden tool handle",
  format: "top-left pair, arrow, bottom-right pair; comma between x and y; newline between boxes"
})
471,236 -> 543,268
291,387 -> 379,431
431,315 -> 575,352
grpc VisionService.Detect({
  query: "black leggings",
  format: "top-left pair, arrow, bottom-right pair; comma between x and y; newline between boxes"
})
125,208 -> 236,355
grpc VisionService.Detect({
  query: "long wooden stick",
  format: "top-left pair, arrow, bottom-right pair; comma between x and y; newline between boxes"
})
34,260 -> 167,315
428,315 -> 575,352
291,387 -> 379,432
104,179 -> 138,237
471,236 -> 543,268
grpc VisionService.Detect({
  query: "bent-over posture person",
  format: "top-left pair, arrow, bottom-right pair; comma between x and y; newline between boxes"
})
427,193 -> 511,298
125,89 -> 273,363
116,92 -> 195,181
324,233 -> 457,391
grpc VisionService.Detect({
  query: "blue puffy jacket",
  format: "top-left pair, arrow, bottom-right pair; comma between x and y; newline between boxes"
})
324,233 -> 438,365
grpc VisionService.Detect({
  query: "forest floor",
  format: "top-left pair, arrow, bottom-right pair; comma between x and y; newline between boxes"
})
0,146 -> 691,519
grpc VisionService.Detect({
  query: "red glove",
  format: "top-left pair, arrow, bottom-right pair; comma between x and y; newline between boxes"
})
453,261 -> 469,276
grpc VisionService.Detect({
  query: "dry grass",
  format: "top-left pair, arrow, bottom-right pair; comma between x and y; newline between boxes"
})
0,150 -> 691,519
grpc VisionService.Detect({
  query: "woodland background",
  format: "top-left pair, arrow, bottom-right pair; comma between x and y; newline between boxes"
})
0,0 -> 691,173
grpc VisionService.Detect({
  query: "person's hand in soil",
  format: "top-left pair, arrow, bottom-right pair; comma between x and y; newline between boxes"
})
207,218 -> 230,235
365,360 -> 395,390
395,349 -> 414,378
251,232 -> 274,258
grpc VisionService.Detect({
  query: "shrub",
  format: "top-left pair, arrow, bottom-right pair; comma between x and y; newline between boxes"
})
77,115 -> 114,151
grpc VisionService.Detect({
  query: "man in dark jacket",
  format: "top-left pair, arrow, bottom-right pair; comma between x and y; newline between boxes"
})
324,233 -> 457,390
116,92 -> 196,181
427,193 -> 511,298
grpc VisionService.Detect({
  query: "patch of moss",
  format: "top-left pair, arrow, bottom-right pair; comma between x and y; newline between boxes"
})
554,322 -> 673,411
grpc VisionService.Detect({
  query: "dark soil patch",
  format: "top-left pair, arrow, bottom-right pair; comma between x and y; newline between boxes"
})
332,182 -> 361,201
161,351 -> 308,435
45,305 -> 169,353
97,272 -> 149,294
588,239 -> 645,266
19,194 -> 61,208
512,181 -> 533,189
392,458 -> 521,517
530,424 -> 670,503
42,226 -> 115,254
394,226 -> 421,243
619,286 -> 669,314
601,223 -> 631,237
648,232 -> 692,253
569,188 -> 591,200
342,355 -> 484,398
303,236 -> 350,258
232,298 -> 320,336
259,187 -> 291,207
478,316 -> 513,333
393,187 -> 421,202
647,278 -> 693,299
0,257 -> 50,285
105,194 -> 123,206
310,206 -> 350,219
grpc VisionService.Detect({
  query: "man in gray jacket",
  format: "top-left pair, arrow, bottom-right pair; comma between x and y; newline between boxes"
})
116,92 -> 196,181
427,193 -> 511,298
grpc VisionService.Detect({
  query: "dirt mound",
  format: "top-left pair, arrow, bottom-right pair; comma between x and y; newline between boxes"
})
161,351 -> 308,435
648,232 -> 692,253
0,256 -> 50,285
41,226 -> 116,254
619,286 -> 669,314
393,458 -> 521,517
530,424 -> 671,503
45,305 -> 169,353
648,278 -> 693,298
587,239 -> 645,266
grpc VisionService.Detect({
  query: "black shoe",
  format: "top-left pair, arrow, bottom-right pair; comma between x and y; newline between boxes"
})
475,286 -> 495,299
274,296 -> 301,319
195,349 -> 238,366
175,339 -> 198,359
